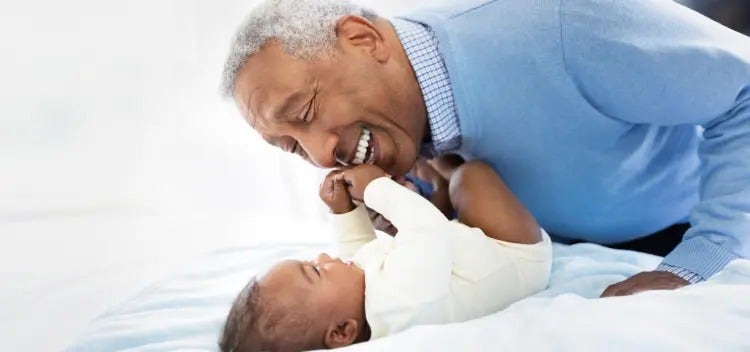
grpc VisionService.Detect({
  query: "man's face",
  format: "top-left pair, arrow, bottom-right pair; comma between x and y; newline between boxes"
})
232,17 -> 427,177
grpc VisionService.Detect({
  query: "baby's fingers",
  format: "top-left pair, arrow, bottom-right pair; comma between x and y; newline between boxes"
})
319,171 -> 340,200
331,177 -> 350,198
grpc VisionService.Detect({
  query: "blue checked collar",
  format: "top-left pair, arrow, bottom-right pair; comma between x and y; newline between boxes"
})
390,18 -> 461,158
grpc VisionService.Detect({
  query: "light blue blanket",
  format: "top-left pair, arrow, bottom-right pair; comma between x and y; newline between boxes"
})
67,243 -> 750,351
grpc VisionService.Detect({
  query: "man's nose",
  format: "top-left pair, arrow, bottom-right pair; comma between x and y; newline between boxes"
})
295,129 -> 338,169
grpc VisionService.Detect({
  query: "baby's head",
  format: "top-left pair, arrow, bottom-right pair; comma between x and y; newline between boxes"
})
219,253 -> 368,352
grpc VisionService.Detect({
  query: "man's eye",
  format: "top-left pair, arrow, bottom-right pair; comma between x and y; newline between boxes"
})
291,142 -> 306,157
290,142 -> 309,160
302,101 -> 313,123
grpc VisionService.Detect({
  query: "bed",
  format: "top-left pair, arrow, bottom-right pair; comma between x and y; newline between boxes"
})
66,241 -> 750,352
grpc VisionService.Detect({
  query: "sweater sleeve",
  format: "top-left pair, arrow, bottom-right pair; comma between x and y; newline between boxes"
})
362,177 -> 454,312
560,0 -> 750,280
363,177 -> 449,231
329,204 -> 377,258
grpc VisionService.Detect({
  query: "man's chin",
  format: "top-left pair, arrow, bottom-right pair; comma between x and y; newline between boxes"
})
381,164 -> 406,178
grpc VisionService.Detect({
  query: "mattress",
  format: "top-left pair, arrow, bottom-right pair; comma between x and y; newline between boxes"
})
67,242 -> 750,351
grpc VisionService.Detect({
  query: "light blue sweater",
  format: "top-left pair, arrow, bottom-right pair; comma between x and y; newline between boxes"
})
402,0 -> 750,280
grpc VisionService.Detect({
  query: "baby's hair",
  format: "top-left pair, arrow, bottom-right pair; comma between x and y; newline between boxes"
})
218,274 -> 315,352
219,276 -> 262,352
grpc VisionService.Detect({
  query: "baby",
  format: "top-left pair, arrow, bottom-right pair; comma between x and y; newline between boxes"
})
219,161 -> 552,352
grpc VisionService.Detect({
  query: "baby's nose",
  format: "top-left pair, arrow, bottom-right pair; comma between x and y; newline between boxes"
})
315,253 -> 333,265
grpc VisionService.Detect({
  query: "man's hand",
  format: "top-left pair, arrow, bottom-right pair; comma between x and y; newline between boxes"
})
600,270 -> 689,297
319,170 -> 355,214
340,164 -> 388,201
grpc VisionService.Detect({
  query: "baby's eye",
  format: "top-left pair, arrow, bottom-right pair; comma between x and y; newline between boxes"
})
304,261 -> 320,276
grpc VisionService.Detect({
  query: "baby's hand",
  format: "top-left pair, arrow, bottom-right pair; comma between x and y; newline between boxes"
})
319,170 -> 355,214
341,164 -> 389,201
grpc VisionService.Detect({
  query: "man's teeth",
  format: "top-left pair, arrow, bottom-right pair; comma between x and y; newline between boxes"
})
365,147 -> 375,164
352,127 -> 372,165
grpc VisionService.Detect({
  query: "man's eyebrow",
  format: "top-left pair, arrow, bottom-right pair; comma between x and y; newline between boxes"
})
246,107 -> 257,129
244,92 -> 260,129
298,262 -> 314,284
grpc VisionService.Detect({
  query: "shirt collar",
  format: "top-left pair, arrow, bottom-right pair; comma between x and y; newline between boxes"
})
390,18 -> 461,158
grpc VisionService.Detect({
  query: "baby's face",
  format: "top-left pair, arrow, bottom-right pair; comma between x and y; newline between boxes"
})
260,253 -> 366,327
264,253 -> 364,294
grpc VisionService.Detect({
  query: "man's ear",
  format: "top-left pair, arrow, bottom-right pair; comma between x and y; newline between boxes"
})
324,319 -> 359,349
335,15 -> 389,62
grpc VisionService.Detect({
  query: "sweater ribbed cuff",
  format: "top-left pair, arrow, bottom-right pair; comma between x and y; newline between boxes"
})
655,264 -> 703,284
659,237 -> 739,282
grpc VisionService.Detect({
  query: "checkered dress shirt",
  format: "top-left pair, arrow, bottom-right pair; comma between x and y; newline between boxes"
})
391,18 -> 462,158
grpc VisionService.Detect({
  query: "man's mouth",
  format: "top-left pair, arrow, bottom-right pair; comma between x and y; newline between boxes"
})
351,126 -> 376,165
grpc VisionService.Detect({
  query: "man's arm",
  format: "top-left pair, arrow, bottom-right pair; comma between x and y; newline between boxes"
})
561,0 -> 750,286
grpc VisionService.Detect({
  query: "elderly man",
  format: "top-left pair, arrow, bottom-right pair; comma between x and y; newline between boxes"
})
221,0 -> 750,297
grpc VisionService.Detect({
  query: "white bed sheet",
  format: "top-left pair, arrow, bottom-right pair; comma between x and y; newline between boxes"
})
0,211 -> 332,352
66,241 -> 750,352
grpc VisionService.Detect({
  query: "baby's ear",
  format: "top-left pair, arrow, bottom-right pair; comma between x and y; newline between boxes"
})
324,319 -> 359,348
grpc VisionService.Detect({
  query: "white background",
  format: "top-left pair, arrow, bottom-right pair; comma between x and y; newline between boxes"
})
0,0 -> 448,351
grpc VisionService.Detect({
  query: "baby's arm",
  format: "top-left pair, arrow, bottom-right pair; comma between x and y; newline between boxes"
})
341,166 -> 453,301
320,170 -> 376,258
340,165 -> 451,232
449,161 -> 542,244
329,205 -> 377,258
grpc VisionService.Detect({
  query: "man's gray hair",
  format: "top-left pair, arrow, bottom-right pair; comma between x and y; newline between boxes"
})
221,0 -> 378,97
